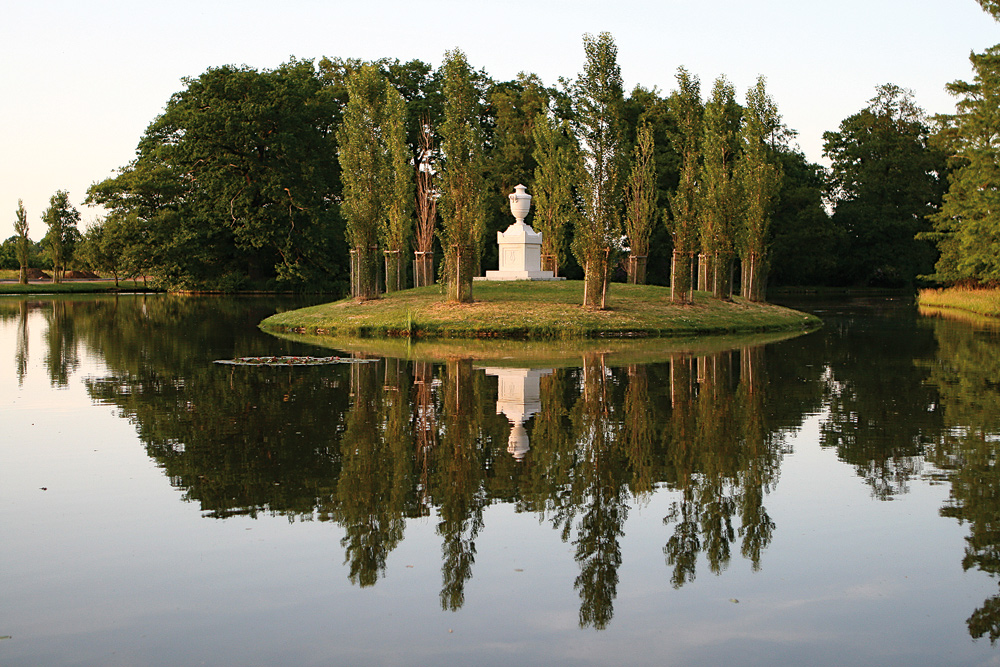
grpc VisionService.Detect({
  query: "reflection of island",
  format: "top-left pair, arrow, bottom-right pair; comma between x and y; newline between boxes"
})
482,366 -> 554,460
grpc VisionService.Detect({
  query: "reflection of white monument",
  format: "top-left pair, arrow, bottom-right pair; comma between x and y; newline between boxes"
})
478,185 -> 562,281
482,367 -> 554,460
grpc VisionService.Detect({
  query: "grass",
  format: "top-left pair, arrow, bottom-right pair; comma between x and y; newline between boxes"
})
0,279 -> 151,294
260,281 -> 821,340
917,286 -> 1000,318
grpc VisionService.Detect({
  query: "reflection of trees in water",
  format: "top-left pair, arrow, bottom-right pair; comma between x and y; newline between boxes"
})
324,360 -> 409,587
661,347 -> 781,588
923,318 -> 1000,643
13,296 -> 807,630
16,300 -> 28,385
817,307 -> 942,499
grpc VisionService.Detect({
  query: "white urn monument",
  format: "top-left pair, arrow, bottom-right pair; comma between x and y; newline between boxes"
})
480,184 -> 561,281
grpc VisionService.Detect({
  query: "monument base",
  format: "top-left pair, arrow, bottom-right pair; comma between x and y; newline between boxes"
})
476,269 -> 565,281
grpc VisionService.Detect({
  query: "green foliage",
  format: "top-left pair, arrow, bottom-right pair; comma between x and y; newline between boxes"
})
666,67 -> 703,303
14,200 -> 29,283
573,32 -> 627,308
623,123 -> 656,283
532,113 -> 581,276
924,48 -> 1000,284
768,150 -> 843,286
41,190 -> 81,283
338,63 -> 413,297
979,0 -> 1000,20
736,77 -> 783,301
484,73 -> 550,259
438,49 -> 487,303
698,77 -> 741,297
823,84 -> 944,287
88,59 -> 344,291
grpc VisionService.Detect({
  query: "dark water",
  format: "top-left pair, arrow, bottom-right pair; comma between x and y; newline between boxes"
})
2,294 -> 999,666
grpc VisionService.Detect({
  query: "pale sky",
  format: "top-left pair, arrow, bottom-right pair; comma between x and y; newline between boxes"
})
1,0 -> 996,241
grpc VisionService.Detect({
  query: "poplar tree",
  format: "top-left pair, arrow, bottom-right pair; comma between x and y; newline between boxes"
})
413,115 -> 438,287
338,63 -> 412,298
573,32 -> 626,309
383,86 -> 413,293
439,48 -> 486,303
623,123 -> 655,284
925,46 -> 1000,283
698,76 -> 741,299
531,113 -> 581,277
666,68 -> 702,304
14,200 -> 29,285
736,77 -> 783,302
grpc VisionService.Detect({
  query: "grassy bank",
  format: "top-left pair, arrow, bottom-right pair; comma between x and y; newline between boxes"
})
917,286 -> 1000,318
260,281 -> 821,339
0,280 -> 151,294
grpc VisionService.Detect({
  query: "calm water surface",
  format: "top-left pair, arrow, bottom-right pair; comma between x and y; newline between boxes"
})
2,294 -> 999,666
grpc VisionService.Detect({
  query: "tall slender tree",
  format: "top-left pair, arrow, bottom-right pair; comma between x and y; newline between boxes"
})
624,123 -> 656,284
698,76 -> 741,299
383,85 -> 413,293
573,32 -> 627,309
439,48 -> 487,303
14,200 -> 29,285
414,115 -> 438,287
736,77 -> 783,302
666,68 -> 702,304
532,113 -> 581,277
338,64 -> 413,297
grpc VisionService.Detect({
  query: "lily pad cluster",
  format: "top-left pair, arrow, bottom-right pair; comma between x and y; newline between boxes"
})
214,356 -> 376,366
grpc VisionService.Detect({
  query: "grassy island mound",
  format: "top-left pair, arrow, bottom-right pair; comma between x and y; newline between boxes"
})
260,281 -> 820,339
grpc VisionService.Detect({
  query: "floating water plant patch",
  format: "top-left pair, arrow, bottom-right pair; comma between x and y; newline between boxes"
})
213,356 -> 377,366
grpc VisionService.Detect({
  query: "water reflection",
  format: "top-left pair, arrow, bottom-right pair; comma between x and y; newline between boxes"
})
10,294 -> 1000,639
920,309 -> 1000,643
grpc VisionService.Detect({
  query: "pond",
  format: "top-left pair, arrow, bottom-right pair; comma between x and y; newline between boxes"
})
1,293 -> 999,666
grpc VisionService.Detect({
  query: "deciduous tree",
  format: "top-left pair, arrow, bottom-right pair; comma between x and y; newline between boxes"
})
573,32 -> 627,309
14,200 -> 29,284
438,49 -> 487,303
698,76 -> 741,298
624,123 -> 655,284
736,77 -> 783,301
666,68 -> 702,304
41,190 -> 80,284
824,84 -> 944,286
924,48 -> 1000,283
532,113 -> 581,277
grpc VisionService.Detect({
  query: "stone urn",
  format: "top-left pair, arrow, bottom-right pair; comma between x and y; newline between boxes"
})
508,184 -> 532,224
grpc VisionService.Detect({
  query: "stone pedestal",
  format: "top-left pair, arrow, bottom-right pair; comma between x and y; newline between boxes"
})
482,367 -> 554,460
478,184 -> 563,282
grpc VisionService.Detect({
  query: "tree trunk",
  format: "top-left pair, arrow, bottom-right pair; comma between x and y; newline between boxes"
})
541,253 -> 559,277
671,250 -> 694,304
627,254 -> 647,285
384,250 -> 403,293
741,251 -> 767,302
697,253 -> 713,292
413,251 -> 434,288
351,246 -> 379,300
713,253 -> 733,301
583,249 -> 610,309
447,244 -> 473,303
18,265 -> 27,285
